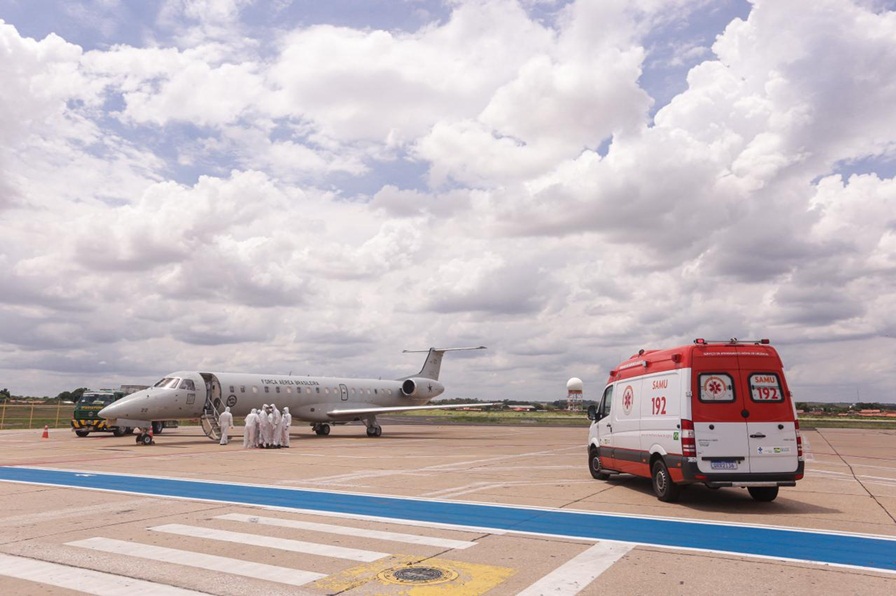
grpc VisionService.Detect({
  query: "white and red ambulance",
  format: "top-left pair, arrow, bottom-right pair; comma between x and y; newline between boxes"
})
587,339 -> 804,502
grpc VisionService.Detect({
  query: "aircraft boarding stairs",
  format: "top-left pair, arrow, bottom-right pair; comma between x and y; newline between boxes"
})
200,397 -> 222,441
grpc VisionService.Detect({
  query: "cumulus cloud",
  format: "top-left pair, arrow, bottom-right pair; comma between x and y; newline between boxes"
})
0,0 -> 894,404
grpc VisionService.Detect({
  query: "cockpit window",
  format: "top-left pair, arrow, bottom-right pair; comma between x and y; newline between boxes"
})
153,377 -> 180,389
179,379 -> 195,391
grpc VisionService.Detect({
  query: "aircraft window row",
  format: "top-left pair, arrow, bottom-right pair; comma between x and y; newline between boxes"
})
225,383 -> 394,396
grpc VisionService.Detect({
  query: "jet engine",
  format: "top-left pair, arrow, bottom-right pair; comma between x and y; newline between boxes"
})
400,378 -> 445,399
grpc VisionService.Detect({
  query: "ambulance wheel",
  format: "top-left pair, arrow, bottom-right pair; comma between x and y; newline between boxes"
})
589,448 -> 611,480
75,430 -> 90,437
748,486 -> 779,502
651,459 -> 680,502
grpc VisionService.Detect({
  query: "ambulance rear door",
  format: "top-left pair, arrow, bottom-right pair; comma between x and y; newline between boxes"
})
692,367 -> 751,475
743,371 -> 800,474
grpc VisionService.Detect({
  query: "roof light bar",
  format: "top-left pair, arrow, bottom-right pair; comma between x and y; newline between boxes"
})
693,338 -> 771,345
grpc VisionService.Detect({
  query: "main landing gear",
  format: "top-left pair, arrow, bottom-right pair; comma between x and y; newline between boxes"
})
363,416 -> 382,437
311,419 -> 382,437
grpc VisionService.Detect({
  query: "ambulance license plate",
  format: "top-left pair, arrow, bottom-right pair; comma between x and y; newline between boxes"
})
711,461 -> 738,470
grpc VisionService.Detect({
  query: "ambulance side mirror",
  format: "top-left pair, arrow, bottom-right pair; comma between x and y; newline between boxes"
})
587,404 -> 598,421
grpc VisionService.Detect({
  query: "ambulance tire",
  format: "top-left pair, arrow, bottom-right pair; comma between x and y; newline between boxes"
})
75,430 -> 90,437
589,448 -> 611,480
748,486 -> 779,502
651,459 -> 681,502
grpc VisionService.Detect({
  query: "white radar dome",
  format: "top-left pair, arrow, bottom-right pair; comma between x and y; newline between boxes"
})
566,377 -> 583,392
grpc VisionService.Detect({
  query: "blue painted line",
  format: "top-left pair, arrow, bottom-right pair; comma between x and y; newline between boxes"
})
1,466 -> 894,573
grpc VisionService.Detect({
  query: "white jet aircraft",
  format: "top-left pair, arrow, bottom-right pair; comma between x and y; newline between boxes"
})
99,346 -> 488,442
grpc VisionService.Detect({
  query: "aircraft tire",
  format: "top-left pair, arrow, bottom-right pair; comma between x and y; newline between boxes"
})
152,421 -> 164,434
367,425 -> 382,437
140,433 -> 153,445
315,424 -> 330,436
112,427 -> 126,437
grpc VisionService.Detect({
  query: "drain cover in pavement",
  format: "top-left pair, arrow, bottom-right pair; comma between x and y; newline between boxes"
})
378,565 -> 458,585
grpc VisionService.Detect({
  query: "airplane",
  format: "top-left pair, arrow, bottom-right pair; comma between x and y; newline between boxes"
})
98,346 -> 489,442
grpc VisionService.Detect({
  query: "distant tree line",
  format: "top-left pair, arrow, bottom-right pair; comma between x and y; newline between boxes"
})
0,387 -> 88,403
797,402 -> 896,412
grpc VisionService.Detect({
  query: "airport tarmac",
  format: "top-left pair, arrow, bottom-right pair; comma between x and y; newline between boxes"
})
0,422 -> 894,595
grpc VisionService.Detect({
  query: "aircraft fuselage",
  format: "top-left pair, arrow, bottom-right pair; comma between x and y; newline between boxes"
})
99,370 -> 444,425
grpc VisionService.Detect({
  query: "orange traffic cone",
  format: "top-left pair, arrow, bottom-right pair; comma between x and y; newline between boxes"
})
41,425 -> 49,439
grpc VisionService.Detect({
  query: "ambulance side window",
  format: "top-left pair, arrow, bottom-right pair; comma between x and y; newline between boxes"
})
698,373 -> 734,402
749,373 -> 784,402
597,386 -> 613,420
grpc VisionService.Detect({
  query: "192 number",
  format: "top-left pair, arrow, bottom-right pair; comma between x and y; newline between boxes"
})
651,396 -> 667,415
754,387 -> 779,400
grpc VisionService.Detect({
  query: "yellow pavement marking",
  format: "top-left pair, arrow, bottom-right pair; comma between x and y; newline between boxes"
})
314,554 -> 515,594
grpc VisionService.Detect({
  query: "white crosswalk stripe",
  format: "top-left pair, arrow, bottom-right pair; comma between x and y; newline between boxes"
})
0,553 -> 207,595
150,523 -> 388,561
67,537 -> 326,587
517,541 -> 635,595
216,512 -> 478,549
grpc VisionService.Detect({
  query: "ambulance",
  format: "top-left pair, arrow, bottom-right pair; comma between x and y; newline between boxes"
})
586,339 -> 803,502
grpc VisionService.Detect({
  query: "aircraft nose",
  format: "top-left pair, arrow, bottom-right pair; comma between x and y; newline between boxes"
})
99,392 -> 141,420
98,401 -> 121,419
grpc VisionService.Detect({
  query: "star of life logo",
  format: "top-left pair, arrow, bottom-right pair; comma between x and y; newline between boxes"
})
622,385 -> 634,415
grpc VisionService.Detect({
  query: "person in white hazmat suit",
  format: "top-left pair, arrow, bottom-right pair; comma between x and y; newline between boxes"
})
218,407 -> 234,445
281,407 -> 291,447
256,405 -> 268,448
259,404 -> 274,448
243,409 -> 259,448
271,404 -> 282,448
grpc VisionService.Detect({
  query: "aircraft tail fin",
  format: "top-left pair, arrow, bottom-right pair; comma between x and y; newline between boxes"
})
402,346 -> 486,380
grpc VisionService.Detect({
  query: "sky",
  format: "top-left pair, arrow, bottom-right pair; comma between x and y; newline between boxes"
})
1,0 -> 894,404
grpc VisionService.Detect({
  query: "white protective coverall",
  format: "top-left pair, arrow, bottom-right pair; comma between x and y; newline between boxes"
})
271,404 -> 282,448
259,405 -> 273,448
218,407 -> 234,445
243,409 -> 258,448
281,407 -> 292,447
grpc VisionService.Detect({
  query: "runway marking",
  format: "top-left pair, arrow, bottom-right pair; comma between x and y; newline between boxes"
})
517,541 -> 635,595
2,466 -> 895,574
67,537 -> 325,586
216,512 -> 478,549
0,497 -> 158,527
807,468 -> 896,487
0,552 -> 206,595
296,447 -> 582,486
150,523 -> 387,562
422,479 -> 593,499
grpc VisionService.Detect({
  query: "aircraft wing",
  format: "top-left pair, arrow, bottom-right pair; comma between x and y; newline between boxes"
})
326,403 -> 496,418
